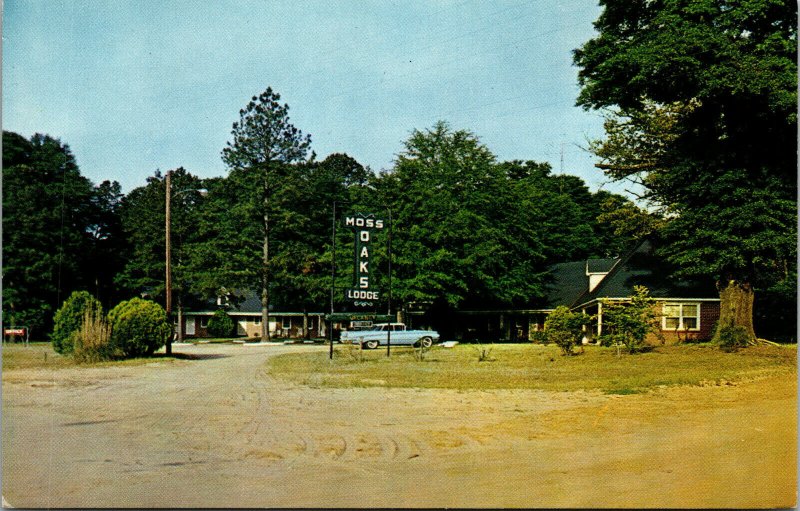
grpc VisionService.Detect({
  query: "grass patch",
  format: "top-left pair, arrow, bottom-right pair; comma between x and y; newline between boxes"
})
2,342 -> 179,371
604,388 -> 644,395
184,338 -> 235,344
266,343 -> 797,393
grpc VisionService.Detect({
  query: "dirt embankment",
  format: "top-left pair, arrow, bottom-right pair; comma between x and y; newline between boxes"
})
2,344 -> 796,508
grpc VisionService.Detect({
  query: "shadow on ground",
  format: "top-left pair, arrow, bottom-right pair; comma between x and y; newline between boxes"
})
154,353 -> 231,361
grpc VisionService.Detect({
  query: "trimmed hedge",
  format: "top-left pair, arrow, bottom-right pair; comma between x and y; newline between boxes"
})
108,298 -> 171,357
51,291 -> 103,354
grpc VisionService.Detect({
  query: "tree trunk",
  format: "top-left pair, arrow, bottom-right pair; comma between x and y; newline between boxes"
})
303,309 -> 309,339
714,279 -> 756,342
262,205 -> 270,342
177,294 -> 184,343
261,164 -> 273,342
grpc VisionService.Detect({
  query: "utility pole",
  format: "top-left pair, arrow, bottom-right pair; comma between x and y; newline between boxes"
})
165,170 -> 173,355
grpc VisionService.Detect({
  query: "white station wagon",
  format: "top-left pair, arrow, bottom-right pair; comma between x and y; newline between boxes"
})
340,323 -> 440,349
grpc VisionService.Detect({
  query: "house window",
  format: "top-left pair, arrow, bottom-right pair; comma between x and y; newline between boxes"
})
282,317 -> 291,329
662,303 -> 700,331
200,317 -> 209,328
253,316 -> 261,325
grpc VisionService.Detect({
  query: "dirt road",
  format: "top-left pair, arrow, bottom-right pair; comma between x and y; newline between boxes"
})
2,344 -> 796,508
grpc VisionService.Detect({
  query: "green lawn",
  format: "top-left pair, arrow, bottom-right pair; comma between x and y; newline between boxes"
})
1,342 -> 179,371
266,343 -> 797,393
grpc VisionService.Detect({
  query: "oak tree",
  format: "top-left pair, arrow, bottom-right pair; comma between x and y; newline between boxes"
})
574,0 -> 797,342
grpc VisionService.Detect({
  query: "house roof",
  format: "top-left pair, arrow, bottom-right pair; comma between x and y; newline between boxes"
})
227,290 -> 264,313
587,258 -> 617,273
540,257 -> 618,309
541,261 -> 591,309
189,289 -> 303,314
571,239 -> 717,307
540,240 -> 717,310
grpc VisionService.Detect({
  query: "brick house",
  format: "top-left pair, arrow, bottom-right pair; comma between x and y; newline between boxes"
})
450,239 -> 720,343
542,239 -> 720,344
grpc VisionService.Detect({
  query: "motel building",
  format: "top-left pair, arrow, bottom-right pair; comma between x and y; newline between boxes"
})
179,290 -> 326,340
176,240 -> 720,344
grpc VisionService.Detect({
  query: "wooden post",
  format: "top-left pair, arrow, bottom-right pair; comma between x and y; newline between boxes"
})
165,171 -> 172,355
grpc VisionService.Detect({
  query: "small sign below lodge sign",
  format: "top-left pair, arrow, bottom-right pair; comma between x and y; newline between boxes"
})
325,313 -> 393,322
344,214 -> 384,306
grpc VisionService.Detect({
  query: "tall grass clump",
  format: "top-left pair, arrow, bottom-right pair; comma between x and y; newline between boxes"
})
72,309 -> 115,363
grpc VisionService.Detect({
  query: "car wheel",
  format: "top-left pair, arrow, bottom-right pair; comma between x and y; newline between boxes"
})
365,340 -> 379,350
420,336 -> 433,348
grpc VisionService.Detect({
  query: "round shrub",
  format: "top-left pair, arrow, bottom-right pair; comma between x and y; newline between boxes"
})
544,305 -> 588,355
206,310 -> 235,338
108,298 -> 171,357
51,291 -> 103,354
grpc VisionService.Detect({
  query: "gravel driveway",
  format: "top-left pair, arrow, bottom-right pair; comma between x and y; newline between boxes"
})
2,343 -> 796,508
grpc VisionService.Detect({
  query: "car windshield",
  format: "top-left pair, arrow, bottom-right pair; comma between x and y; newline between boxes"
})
365,324 -> 394,331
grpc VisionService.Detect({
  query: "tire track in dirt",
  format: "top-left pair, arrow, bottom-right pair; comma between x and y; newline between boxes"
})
6,344 -> 794,508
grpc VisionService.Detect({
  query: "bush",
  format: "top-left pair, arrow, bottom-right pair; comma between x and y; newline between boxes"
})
714,320 -> 751,351
72,309 -> 115,363
544,306 -> 588,355
51,291 -> 103,354
598,286 -> 659,354
206,310 -> 235,338
108,298 -> 171,358
529,330 -> 549,344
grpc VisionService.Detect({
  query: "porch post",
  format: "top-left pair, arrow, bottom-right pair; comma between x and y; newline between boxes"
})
597,301 -> 603,341
581,307 -> 590,345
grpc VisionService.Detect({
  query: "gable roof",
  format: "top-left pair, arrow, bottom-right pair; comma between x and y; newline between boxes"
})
227,290 -> 264,313
587,258 -> 617,273
540,257 -> 618,309
571,239 -> 717,307
184,289 -> 270,314
189,289 -> 327,314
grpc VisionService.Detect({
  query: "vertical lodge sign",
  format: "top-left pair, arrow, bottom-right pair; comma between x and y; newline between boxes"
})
344,214 -> 384,306
329,203 -> 392,359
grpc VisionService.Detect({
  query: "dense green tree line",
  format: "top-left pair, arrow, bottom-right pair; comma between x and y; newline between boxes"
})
2,132 -> 126,336
3,112 -> 633,338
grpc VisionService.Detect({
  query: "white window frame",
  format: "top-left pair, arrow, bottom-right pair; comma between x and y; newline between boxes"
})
282,317 -> 291,330
662,302 -> 701,331
199,317 -> 209,328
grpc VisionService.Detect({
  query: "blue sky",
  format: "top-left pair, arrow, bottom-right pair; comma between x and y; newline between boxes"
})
3,1 -> 614,194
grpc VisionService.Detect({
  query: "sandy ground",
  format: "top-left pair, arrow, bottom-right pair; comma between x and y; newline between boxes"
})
2,343 -> 796,508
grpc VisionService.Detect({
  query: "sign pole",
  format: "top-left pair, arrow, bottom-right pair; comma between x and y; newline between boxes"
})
330,201 -> 335,360
386,210 -> 391,356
